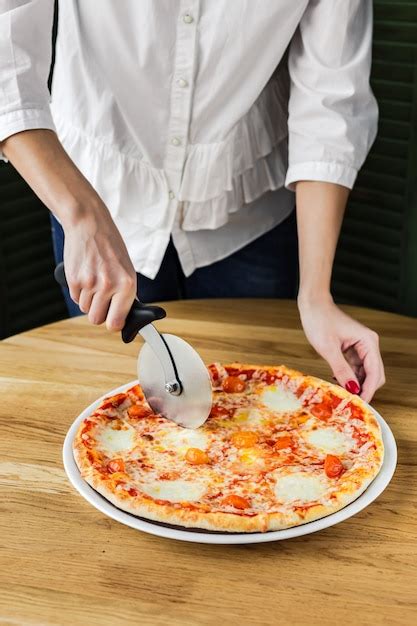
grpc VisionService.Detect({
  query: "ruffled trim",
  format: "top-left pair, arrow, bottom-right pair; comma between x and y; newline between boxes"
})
52,69 -> 290,231
181,140 -> 288,231
53,112 -> 169,229
180,71 -> 289,203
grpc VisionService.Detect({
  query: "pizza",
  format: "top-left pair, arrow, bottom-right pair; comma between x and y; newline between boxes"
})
73,363 -> 384,533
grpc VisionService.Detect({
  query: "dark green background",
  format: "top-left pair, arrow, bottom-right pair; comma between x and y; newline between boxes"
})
0,0 -> 416,339
332,0 -> 417,316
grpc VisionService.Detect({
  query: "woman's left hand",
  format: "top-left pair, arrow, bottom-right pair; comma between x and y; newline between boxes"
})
298,296 -> 385,403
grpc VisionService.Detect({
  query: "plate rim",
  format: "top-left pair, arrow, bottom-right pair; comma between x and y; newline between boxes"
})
62,380 -> 397,545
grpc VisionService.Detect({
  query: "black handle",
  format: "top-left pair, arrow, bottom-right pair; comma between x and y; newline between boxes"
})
121,300 -> 166,343
54,262 -> 166,343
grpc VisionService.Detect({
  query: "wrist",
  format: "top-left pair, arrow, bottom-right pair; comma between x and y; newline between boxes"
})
57,192 -> 109,231
297,289 -> 334,310
2,128 -> 110,230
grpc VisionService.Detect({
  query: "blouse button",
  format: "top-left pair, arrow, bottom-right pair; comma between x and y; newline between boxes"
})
171,137 -> 181,147
169,191 -> 175,200
183,14 -> 194,24
177,78 -> 188,88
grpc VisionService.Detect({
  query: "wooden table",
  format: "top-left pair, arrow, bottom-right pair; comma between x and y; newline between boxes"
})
1,299 -> 416,626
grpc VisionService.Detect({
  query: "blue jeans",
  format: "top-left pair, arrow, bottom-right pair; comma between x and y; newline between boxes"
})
50,210 -> 298,316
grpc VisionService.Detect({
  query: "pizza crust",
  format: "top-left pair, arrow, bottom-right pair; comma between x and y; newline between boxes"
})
74,447 -> 375,532
73,363 -> 384,533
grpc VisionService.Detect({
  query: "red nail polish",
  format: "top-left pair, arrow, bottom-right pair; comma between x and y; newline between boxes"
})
345,380 -> 360,394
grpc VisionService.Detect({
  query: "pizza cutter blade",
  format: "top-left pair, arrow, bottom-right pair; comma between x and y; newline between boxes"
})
136,326 -> 212,429
54,263 -> 212,429
122,303 -> 212,429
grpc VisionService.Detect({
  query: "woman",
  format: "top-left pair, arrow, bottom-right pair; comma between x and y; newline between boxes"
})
0,0 -> 385,401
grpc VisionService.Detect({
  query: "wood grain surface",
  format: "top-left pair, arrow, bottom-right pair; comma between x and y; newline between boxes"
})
1,299 -> 416,626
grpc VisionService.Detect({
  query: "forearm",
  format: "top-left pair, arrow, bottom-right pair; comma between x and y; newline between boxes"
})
1,128 -> 137,329
295,181 -> 350,305
294,181 -> 384,400
1,129 -> 107,228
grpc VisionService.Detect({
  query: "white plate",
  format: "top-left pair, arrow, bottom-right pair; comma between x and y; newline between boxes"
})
63,380 -> 397,545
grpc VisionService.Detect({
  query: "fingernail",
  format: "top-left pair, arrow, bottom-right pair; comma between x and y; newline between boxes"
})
345,380 -> 361,394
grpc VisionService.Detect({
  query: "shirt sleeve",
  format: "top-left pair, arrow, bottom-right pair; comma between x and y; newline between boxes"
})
285,0 -> 378,191
0,0 -> 55,162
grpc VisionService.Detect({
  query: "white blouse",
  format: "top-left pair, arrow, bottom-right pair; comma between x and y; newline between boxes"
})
0,0 -> 378,278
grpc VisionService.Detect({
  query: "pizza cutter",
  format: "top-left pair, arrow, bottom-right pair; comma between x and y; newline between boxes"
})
54,263 -> 212,428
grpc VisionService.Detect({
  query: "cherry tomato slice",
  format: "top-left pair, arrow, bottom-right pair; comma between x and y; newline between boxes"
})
128,404 -> 152,419
210,405 -> 231,418
101,393 -> 127,410
222,376 -> 246,393
222,494 -> 250,510
324,454 -> 344,478
185,448 -> 210,465
231,431 -> 259,448
274,436 -> 293,450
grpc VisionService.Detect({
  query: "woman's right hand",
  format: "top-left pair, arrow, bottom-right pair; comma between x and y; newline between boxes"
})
63,204 -> 137,331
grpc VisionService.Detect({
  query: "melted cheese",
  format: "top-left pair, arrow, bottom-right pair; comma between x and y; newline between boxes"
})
260,385 -> 302,413
157,429 -> 208,454
139,479 -> 206,502
238,447 -> 264,465
97,424 -> 135,453
274,472 -> 327,503
234,408 -> 269,427
306,427 -> 354,455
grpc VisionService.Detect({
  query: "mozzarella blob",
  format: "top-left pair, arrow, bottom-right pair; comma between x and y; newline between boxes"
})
306,427 -> 354,455
97,424 -> 135,453
157,428 -> 209,454
260,385 -> 302,413
139,479 -> 206,502
274,472 -> 327,504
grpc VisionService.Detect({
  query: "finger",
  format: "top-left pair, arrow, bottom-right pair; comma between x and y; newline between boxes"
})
106,290 -> 137,332
357,365 -> 366,386
63,253 -> 81,304
324,347 -> 361,395
360,346 -> 385,403
78,288 -> 94,314
344,347 -> 366,385
67,282 -> 81,305
332,367 -> 365,386
88,292 -> 112,325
